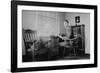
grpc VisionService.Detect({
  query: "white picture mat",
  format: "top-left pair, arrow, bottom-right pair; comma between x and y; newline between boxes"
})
17,5 -> 94,68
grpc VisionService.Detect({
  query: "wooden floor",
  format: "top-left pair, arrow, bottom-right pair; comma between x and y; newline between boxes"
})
59,54 -> 90,60
23,53 -> 90,62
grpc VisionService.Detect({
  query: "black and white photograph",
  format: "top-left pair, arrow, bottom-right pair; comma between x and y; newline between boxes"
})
22,10 -> 90,62
11,1 -> 97,72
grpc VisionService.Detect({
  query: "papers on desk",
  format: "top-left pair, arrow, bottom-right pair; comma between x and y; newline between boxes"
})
59,41 -> 67,46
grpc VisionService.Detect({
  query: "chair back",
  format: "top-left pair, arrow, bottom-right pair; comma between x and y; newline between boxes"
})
23,29 -> 37,54
23,29 -> 37,43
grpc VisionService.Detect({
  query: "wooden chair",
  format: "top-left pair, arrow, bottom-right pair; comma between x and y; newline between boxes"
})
64,39 -> 77,56
59,38 -> 78,58
23,29 -> 37,61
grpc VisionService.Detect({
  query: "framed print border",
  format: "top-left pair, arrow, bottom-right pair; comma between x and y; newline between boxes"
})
11,1 -> 97,72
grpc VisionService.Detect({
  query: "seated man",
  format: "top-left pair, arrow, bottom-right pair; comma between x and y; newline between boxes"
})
57,33 -> 78,58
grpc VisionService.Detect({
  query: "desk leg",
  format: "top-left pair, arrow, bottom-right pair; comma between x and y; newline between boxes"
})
48,48 -> 50,60
63,48 -> 65,58
73,48 -> 77,56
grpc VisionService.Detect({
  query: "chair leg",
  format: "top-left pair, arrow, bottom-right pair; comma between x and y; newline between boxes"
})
63,48 -> 65,58
73,48 -> 76,56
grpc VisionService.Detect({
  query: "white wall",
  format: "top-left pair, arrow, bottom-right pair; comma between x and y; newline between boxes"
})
22,10 -> 59,36
22,10 -> 37,30
58,13 -> 66,34
0,0 -> 99,73
65,13 -> 90,54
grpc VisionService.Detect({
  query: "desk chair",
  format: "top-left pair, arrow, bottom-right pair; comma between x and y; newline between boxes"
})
59,39 -> 78,58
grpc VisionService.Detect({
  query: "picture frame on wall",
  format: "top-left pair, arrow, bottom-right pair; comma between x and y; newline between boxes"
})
11,0 -> 97,72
